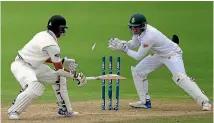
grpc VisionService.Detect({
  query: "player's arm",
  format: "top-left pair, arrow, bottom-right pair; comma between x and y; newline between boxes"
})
45,56 -> 77,74
108,37 -> 140,50
126,40 -> 140,49
45,58 -> 54,63
43,46 -> 64,70
45,57 -> 71,73
108,37 -> 153,60
45,57 -> 76,73
126,40 -> 154,60
45,58 -> 66,71
126,36 -> 140,49
43,46 -> 87,86
43,46 -> 74,73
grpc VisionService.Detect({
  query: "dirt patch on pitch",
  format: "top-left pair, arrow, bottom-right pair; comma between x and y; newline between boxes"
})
1,99 -> 212,123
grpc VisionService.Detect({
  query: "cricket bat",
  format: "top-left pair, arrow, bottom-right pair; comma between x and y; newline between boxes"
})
86,74 -> 126,81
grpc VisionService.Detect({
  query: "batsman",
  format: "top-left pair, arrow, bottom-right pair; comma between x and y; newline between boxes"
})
107,13 -> 211,111
8,15 -> 87,120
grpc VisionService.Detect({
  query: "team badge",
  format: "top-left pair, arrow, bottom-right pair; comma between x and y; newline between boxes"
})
131,17 -> 135,23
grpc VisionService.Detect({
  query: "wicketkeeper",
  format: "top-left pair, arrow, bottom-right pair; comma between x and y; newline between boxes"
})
8,15 -> 87,120
108,13 -> 211,111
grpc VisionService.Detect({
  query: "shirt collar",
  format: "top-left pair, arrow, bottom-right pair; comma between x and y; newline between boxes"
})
47,30 -> 57,41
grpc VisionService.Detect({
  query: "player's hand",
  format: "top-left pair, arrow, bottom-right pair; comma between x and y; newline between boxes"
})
108,37 -> 129,52
62,57 -> 78,71
73,72 -> 87,87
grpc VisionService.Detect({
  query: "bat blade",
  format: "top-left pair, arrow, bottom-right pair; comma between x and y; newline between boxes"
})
86,74 -> 126,81
98,74 -> 126,80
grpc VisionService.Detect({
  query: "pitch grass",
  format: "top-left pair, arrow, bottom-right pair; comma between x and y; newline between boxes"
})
1,1 -> 213,105
103,113 -> 213,123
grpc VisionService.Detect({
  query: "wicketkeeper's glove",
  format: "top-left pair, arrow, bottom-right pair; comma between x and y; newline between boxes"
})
108,37 -> 129,53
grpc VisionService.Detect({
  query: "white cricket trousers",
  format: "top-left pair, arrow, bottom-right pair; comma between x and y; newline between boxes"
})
11,58 -> 59,88
133,51 -> 210,107
8,58 -> 68,114
135,52 -> 185,75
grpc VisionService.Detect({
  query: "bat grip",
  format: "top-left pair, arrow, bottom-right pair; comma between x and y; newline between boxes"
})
86,77 -> 97,80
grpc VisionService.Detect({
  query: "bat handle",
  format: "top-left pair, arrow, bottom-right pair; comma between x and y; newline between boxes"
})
86,77 -> 95,80
86,77 -> 98,80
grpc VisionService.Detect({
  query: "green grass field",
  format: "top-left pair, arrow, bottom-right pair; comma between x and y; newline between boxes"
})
1,1 -> 213,123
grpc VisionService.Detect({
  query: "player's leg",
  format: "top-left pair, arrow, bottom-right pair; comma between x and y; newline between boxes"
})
8,60 -> 45,120
163,53 -> 211,111
129,54 -> 163,108
36,64 -> 78,116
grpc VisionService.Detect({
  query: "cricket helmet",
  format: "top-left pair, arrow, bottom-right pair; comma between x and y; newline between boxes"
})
47,15 -> 68,37
128,13 -> 147,34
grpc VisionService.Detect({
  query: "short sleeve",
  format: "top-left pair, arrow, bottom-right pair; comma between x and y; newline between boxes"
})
43,45 -> 61,63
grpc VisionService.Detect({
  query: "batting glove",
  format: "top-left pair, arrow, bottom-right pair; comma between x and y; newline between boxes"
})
61,57 -> 78,71
73,72 -> 87,87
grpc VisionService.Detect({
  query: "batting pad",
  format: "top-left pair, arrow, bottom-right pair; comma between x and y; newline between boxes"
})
52,76 -> 72,112
8,93 -> 33,113
131,66 -> 149,104
173,72 -> 210,106
8,82 -> 45,114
